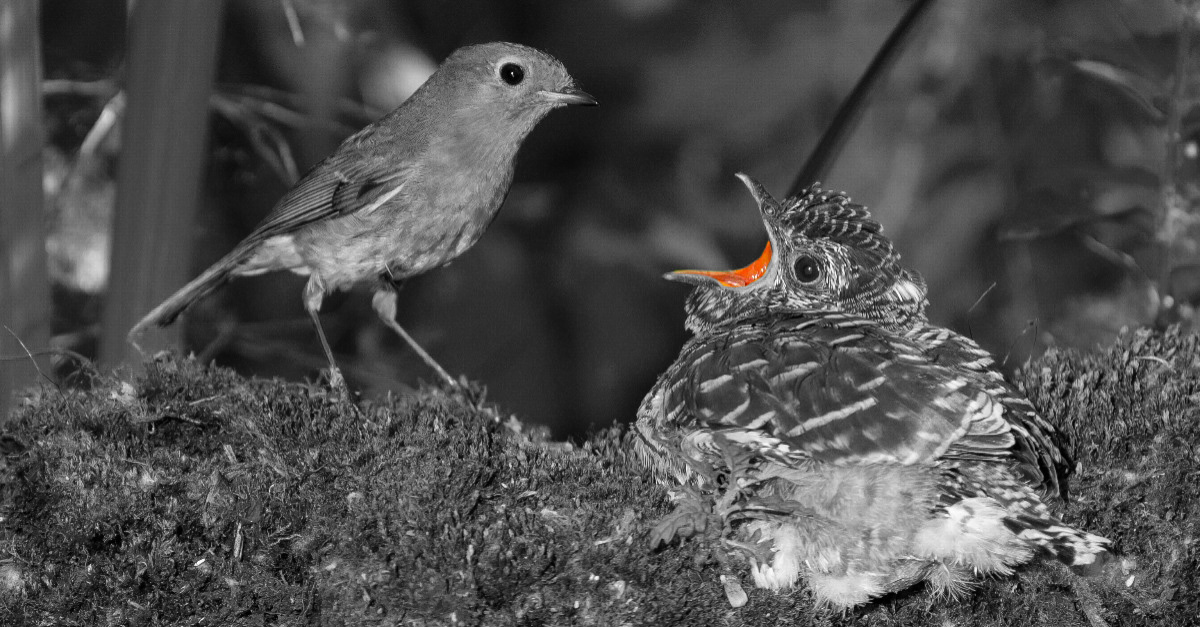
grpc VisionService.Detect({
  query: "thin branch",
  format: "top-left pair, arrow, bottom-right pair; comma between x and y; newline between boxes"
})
80,91 -> 124,155
788,0 -> 938,195
42,78 -> 119,98
967,282 -> 997,314
2,326 -> 56,390
281,0 -> 305,47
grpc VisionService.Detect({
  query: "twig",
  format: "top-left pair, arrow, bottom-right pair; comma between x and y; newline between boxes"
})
280,0 -> 305,47
788,0 -> 937,195
1001,318 -> 1038,368
80,91 -> 125,156
2,326 -> 56,390
967,282 -> 997,314
0,345 -> 90,367
41,78 -> 119,98
219,83 -> 381,124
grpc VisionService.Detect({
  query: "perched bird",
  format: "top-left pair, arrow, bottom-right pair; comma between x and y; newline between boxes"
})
636,174 -> 1111,608
130,42 -> 596,388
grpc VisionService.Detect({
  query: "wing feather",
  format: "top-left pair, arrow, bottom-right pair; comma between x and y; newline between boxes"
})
243,123 -> 413,242
659,316 -> 1018,468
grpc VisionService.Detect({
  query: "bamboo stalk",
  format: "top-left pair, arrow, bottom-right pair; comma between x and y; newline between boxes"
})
100,0 -> 225,367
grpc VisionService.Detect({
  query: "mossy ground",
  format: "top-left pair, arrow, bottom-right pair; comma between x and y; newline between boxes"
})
0,328 -> 1196,626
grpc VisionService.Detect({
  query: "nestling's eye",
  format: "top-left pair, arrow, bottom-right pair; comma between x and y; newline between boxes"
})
793,255 -> 821,283
500,63 -> 525,85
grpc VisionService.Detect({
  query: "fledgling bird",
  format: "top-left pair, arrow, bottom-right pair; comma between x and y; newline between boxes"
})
129,42 -> 597,388
636,174 -> 1111,608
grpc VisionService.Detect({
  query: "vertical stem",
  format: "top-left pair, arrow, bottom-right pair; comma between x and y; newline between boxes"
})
0,0 -> 49,421
1159,3 -> 1197,320
100,0 -> 225,367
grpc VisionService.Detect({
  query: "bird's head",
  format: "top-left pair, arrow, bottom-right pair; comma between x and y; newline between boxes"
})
433,42 -> 596,126
666,174 -> 928,334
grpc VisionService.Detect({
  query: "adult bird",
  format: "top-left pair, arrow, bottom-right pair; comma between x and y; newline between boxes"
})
130,42 -> 597,388
636,174 -> 1110,608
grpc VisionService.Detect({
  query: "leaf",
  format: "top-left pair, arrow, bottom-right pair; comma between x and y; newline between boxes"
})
1069,57 -> 1165,122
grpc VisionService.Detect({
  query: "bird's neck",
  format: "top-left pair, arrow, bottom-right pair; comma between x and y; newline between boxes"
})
440,102 -> 552,168
682,289 -> 774,335
411,104 -> 553,227
682,287 -> 925,337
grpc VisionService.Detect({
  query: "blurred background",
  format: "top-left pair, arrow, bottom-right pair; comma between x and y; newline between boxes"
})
18,0 -> 1200,435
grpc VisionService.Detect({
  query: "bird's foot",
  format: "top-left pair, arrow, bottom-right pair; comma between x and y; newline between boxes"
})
321,368 -> 365,418
428,362 -> 460,390
724,532 -> 776,566
1068,571 -> 1111,627
443,376 -> 493,412
326,366 -> 346,391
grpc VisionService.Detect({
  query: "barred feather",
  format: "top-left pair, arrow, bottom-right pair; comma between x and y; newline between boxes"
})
636,176 -> 1111,608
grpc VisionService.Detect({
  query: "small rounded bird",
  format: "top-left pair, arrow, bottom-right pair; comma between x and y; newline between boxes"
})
636,174 -> 1110,608
130,42 -> 596,388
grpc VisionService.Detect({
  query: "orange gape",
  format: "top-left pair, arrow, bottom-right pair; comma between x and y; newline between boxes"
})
672,242 -> 772,288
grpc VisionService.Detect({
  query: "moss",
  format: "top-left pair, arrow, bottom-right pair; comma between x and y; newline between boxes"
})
0,327 -> 1196,625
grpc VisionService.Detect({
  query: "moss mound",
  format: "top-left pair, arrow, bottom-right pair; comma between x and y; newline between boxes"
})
0,327 -> 1196,626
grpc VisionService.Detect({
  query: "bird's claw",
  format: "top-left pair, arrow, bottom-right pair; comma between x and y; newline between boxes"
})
326,366 -> 346,391
444,376 -> 489,407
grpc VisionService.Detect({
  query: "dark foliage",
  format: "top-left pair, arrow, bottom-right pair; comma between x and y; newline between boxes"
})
39,1 -> 1200,437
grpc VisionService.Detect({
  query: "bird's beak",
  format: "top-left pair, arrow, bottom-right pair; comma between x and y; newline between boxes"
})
540,84 -> 598,106
735,173 -> 780,216
664,172 -> 777,289
665,242 -> 773,288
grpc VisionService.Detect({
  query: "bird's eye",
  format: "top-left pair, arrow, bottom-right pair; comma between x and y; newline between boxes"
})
793,256 -> 821,283
500,63 -> 525,85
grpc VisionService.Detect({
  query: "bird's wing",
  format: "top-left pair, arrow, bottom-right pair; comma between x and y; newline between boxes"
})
653,316 -> 1020,468
245,125 -> 413,242
919,328 -> 1070,499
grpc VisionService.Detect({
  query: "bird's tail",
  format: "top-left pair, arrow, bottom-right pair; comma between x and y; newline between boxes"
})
128,246 -> 254,344
950,461 -> 1114,576
1012,514 -> 1113,576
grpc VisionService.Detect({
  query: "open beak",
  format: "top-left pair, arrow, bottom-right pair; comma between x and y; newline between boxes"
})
664,172 -> 778,289
540,84 -> 598,106
666,242 -> 773,287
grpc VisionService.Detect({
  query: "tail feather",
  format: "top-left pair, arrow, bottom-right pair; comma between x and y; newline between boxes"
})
1009,515 -> 1113,573
947,461 -> 1113,575
128,247 -> 253,343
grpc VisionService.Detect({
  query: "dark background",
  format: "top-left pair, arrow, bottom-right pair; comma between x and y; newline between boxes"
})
39,0 -> 1200,436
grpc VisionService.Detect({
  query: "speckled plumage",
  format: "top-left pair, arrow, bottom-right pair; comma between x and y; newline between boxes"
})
636,175 -> 1110,608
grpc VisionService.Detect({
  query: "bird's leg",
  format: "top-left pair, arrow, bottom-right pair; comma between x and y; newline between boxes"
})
303,275 -> 345,389
1062,563 -> 1112,627
373,277 -> 458,388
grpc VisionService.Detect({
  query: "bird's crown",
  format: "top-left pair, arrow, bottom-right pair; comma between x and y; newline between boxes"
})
777,185 -> 889,264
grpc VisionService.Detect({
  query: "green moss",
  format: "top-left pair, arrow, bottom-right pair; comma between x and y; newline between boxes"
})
0,328 -> 1196,625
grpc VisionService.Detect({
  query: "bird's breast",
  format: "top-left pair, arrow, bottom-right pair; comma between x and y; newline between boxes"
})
292,162 -> 514,291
